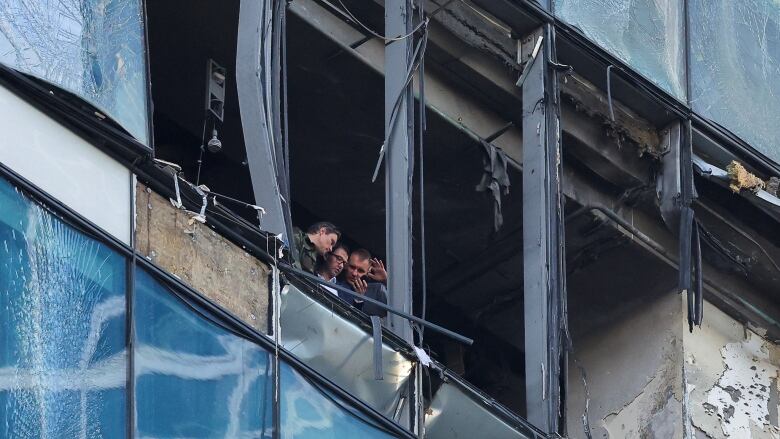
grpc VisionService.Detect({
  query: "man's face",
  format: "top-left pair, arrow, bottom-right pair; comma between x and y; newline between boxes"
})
345,255 -> 370,283
324,248 -> 348,279
311,228 -> 338,255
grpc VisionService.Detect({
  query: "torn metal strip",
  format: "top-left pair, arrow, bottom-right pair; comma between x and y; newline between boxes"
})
515,35 -> 543,88
170,171 -> 183,209
372,315 -> 384,380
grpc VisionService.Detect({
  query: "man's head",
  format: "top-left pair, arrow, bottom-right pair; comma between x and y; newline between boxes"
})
306,221 -> 341,255
345,248 -> 371,283
318,243 -> 350,279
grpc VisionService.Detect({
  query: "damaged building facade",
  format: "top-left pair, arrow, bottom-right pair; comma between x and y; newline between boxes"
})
1,0 -> 780,438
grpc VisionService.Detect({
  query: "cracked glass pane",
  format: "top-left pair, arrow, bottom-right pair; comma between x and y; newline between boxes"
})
0,176 -> 127,438
0,0 -> 149,144
690,0 -> 780,164
554,0 -> 686,100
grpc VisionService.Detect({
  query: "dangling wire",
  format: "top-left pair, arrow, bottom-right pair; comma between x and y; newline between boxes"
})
195,116 -> 209,186
335,0 -> 429,41
371,25 -> 429,182
417,1 -> 428,344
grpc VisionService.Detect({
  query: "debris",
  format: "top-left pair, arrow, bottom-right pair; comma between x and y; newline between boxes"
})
766,177 -> 780,197
726,161 -> 766,193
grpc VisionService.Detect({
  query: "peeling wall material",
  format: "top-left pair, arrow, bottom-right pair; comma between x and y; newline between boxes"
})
685,299 -> 780,438
134,183 -> 269,332
566,292 -> 683,438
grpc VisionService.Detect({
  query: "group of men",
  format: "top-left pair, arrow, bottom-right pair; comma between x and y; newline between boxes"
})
292,222 -> 388,318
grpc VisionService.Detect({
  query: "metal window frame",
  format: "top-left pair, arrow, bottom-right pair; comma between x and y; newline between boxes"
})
0,160 -> 415,439
471,0 -> 780,177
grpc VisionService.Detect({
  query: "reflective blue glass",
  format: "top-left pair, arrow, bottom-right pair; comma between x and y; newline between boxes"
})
0,0 -> 150,144
689,0 -> 780,164
134,268 -> 274,438
0,176 -> 127,438
554,0 -> 686,100
280,363 -> 396,438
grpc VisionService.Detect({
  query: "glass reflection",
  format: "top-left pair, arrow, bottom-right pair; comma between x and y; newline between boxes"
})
134,268 -> 273,438
0,176 -> 127,438
689,0 -> 780,164
280,363 -> 396,439
0,0 -> 149,143
555,0 -> 686,99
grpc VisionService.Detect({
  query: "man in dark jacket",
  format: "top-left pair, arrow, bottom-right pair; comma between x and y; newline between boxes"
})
337,248 -> 388,318
291,221 -> 340,273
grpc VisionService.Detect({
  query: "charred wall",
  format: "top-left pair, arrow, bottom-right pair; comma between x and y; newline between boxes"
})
566,291 -> 684,438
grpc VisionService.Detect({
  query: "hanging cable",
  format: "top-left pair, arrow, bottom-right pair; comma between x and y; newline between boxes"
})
606,65 -> 616,122
195,116 -> 209,186
417,0 -> 428,343
371,28 -> 429,182
334,0 -> 429,41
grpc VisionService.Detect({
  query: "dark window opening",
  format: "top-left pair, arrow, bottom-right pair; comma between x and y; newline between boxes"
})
146,0 -> 256,223
286,3 -> 528,417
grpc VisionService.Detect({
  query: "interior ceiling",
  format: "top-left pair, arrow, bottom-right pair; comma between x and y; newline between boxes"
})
286,12 -> 525,344
147,0 -> 255,212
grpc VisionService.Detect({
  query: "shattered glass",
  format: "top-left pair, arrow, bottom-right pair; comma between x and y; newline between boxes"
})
554,0 -> 686,100
689,0 -> 780,164
0,0 -> 149,144
134,268 -> 274,438
0,176 -> 126,438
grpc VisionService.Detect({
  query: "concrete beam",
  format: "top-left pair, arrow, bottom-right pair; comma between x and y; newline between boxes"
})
288,0 -> 523,164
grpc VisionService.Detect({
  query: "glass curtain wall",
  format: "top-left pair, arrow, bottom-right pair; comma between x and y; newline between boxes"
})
0,173 -> 403,438
689,0 -> 780,164
134,268 -> 274,438
0,176 -> 127,438
554,0 -> 686,100
0,0 -> 150,144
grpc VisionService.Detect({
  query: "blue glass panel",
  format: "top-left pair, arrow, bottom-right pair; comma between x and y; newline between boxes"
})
554,0 -> 686,100
0,0 -> 149,144
0,176 -> 127,438
689,1 -> 780,164
280,363 -> 396,438
134,268 -> 273,438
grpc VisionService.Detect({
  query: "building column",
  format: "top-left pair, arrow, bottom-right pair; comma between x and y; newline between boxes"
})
522,25 -> 566,434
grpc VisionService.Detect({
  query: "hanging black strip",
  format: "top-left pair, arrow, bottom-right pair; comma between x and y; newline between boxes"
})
679,206 -> 695,332
693,220 -> 704,327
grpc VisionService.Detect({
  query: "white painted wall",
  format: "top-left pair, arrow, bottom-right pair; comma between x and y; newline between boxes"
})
0,84 -> 132,244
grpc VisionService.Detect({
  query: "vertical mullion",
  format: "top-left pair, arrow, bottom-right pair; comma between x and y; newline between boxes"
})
126,173 -> 137,439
